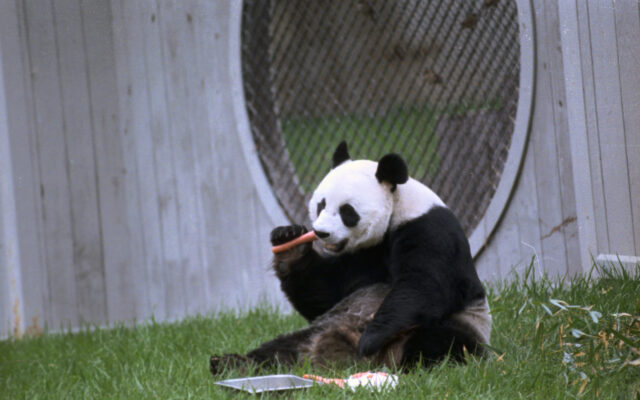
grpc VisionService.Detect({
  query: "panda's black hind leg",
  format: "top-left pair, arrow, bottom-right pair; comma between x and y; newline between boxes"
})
400,320 -> 485,367
245,327 -> 316,365
210,327 -> 316,376
210,354 -> 252,376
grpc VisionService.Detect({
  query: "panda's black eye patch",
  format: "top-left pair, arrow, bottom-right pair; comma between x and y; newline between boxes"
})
317,198 -> 326,217
339,204 -> 360,227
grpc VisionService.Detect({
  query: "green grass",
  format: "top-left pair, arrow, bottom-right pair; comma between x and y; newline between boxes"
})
2,262 -> 639,399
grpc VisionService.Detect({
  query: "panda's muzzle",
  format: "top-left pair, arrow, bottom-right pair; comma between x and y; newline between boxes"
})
312,230 -> 348,253
322,238 -> 348,253
314,230 -> 330,239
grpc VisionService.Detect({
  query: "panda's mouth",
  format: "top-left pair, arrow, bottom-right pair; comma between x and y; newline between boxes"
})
322,239 -> 348,253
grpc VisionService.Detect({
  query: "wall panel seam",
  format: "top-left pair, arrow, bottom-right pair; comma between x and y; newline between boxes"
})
611,4 -> 638,253
156,2 -> 188,315
584,1 -> 610,252
78,0 -> 109,322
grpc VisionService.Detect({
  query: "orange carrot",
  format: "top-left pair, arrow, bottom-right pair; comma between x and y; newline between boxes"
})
271,230 -> 317,254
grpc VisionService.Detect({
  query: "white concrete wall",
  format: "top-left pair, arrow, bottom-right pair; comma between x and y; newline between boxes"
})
2,0 -> 638,337
475,0 -> 582,281
0,0 -> 288,337
476,0 -> 640,281
0,24 -> 25,338
558,0 -> 640,271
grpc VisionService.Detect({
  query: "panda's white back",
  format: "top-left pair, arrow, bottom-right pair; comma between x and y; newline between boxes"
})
390,177 -> 446,230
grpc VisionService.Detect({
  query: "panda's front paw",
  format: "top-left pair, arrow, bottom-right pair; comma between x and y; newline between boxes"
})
270,225 -> 308,246
270,225 -> 312,276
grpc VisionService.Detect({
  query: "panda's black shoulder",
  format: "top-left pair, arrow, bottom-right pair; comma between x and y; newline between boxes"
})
387,206 -> 485,303
388,206 -> 468,253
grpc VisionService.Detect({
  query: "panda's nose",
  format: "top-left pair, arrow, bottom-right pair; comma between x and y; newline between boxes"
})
314,230 -> 330,239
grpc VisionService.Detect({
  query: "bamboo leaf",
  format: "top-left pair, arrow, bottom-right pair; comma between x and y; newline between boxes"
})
628,358 -> 640,366
571,329 -> 587,338
549,299 -> 568,310
541,304 -> 553,316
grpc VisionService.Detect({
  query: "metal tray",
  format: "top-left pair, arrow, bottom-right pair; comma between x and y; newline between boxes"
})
214,374 -> 317,393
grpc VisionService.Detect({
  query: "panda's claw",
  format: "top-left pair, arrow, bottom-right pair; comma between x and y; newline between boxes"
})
270,225 -> 308,246
210,354 -> 252,376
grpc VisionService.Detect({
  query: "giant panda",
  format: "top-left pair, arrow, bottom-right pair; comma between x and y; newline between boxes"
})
209,142 -> 491,374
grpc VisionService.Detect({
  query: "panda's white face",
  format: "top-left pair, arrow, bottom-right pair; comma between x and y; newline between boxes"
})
309,160 -> 394,255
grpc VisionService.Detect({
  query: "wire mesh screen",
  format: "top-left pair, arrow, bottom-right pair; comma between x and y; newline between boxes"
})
242,0 -> 520,235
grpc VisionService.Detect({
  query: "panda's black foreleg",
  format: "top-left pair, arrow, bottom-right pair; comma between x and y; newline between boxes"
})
270,225 -> 344,321
400,320 -> 484,367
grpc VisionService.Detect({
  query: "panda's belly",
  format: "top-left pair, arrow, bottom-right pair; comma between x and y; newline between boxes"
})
301,284 -> 411,366
301,285 -> 388,364
299,283 -> 491,367
313,284 -> 390,327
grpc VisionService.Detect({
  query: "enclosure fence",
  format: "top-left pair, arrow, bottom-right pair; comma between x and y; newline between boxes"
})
242,0 -> 520,235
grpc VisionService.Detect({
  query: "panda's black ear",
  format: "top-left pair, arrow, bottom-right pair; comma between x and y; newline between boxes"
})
332,141 -> 351,168
376,153 -> 408,191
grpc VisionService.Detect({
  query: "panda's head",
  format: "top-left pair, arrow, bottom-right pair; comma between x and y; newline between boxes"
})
308,141 -> 409,255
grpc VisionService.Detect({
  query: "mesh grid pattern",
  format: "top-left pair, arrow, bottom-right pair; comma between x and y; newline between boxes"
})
242,0 -> 520,235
